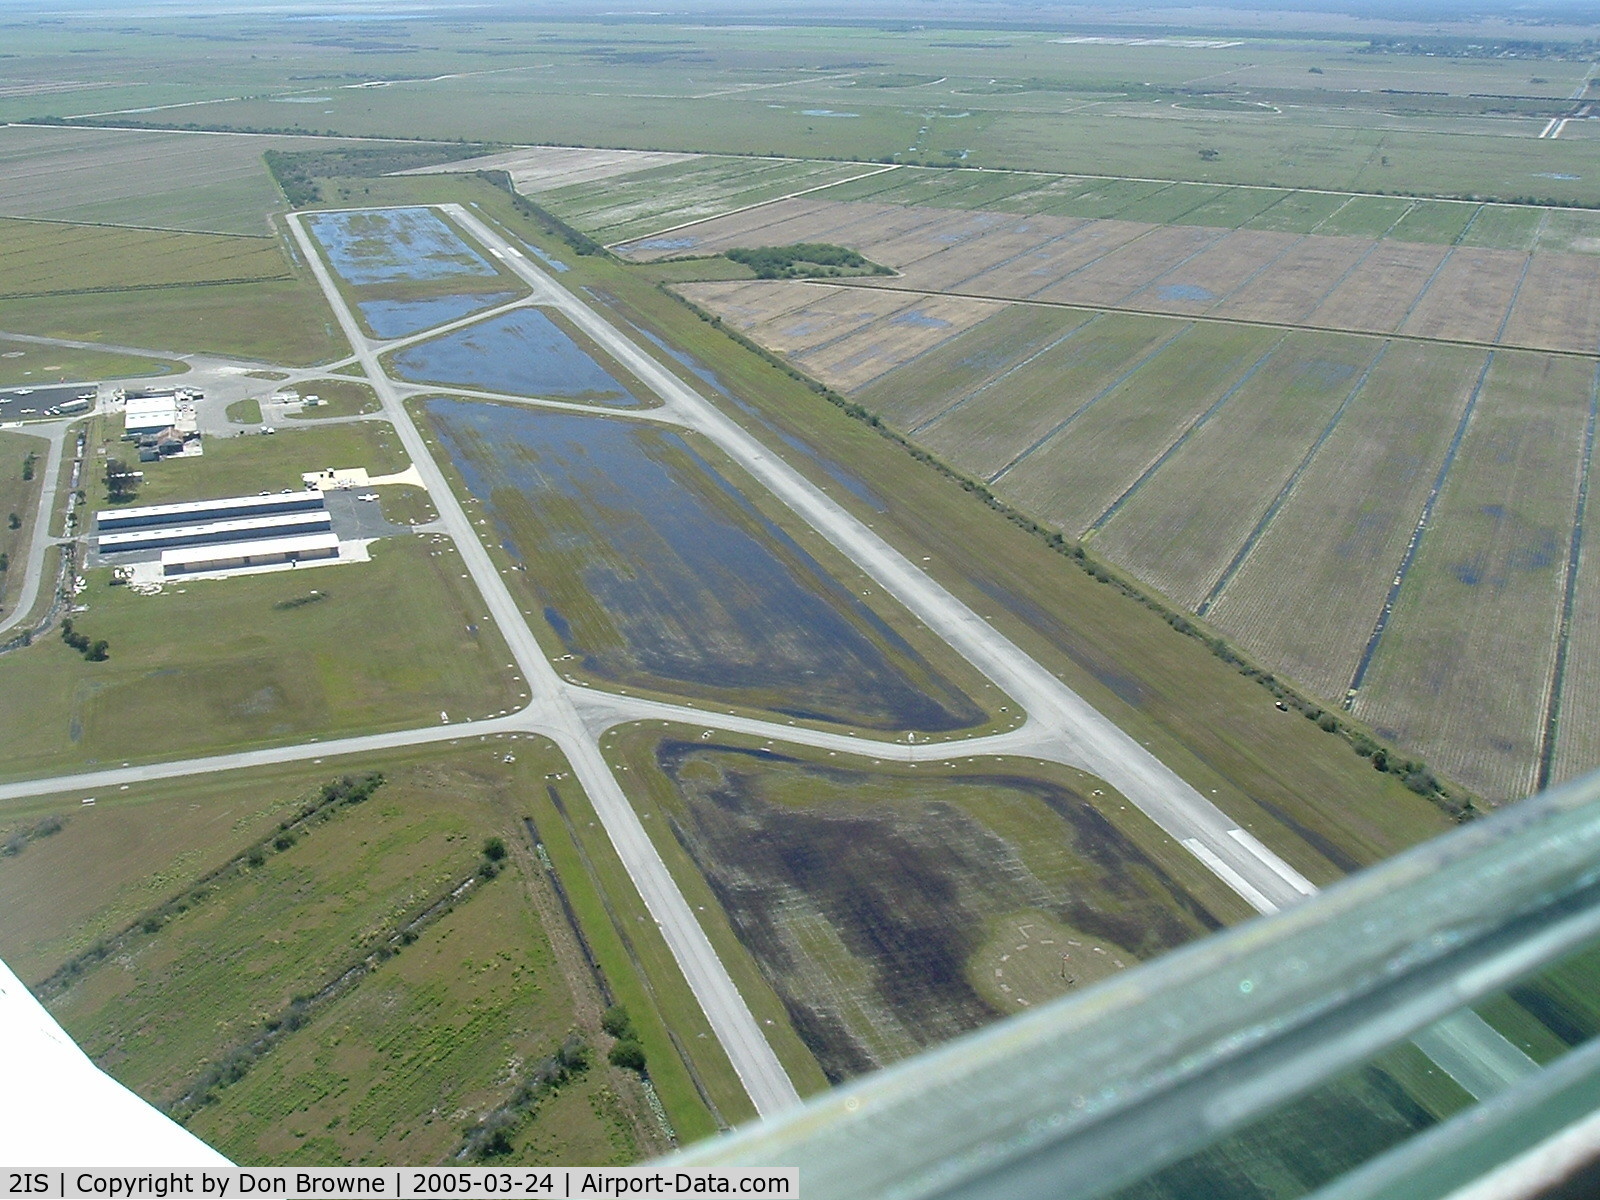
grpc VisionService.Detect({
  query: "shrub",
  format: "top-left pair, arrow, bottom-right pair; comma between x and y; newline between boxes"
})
608,1039 -> 647,1074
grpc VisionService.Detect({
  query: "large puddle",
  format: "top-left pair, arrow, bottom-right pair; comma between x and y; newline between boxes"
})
393,309 -> 643,406
358,293 -> 519,340
305,208 -> 499,286
425,399 -> 984,731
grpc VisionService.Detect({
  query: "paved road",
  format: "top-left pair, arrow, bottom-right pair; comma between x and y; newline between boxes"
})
286,212 -> 803,1118
0,421 -> 71,639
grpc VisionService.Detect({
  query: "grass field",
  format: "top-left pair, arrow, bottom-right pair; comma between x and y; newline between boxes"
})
1354,352 -> 1593,798
0,534 -> 522,780
106,418 -> 407,506
0,743 -> 666,1164
287,378 -> 381,421
0,337 -> 180,387
0,217 -> 289,298
1095,332 -> 1382,609
538,156 -> 880,245
605,727 -> 1252,1083
0,125 -> 382,237
1204,343 -> 1487,702
0,275 -> 347,367
998,322 -> 1283,534
0,428 -> 49,612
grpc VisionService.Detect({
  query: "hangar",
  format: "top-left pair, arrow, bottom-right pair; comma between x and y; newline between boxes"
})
97,491 -> 325,533
161,531 -> 340,576
97,509 -> 333,555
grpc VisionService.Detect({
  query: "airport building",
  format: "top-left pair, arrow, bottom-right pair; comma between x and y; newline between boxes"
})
96,491 -> 325,533
161,531 -> 340,576
123,394 -> 181,436
94,491 -> 342,577
97,509 -> 333,555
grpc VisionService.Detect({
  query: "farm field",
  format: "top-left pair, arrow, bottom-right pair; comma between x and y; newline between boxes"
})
0,428 -> 49,612
0,744 -> 665,1164
1184,343 -> 1487,700
0,218 -> 289,298
419,398 -> 998,736
674,278 -> 999,393
520,156 -> 881,246
1093,332 -> 1384,609
1352,353 -> 1595,798
1551,368 -> 1600,787
402,145 -> 698,194
627,197 -> 1600,354
604,730 -> 1252,1083
996,323 -> 1284,534
0,125 -> 384,236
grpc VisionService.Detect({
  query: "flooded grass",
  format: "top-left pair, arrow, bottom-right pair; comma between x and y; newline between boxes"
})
394,309 -> 644,406
423,398 -> 986,731
357,292 -> 518,339
305,207 -> 499,286
644,742 -> 1227,1082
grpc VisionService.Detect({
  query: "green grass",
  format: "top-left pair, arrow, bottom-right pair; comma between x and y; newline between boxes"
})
0,276 -> 347,367
1313,195 -> 1417,239
1170,186 -> 1287,230
225,396 -> 263,425
1241,190 -> 1355,233
1110,182 -> 1233,225
6,741 -> 667,1164
188,850 -> 647,1166
1388,200 -> 1480,244
0,336 -> 181,387
606,726 -> 1253,1082
0,217 -> 289,298
286,378 -> 381,421
1352,350 -> 1593,799
0,428 -> 49,611
105,418 -> 407,506
1460,205 -> 1545,251
0,535 -> 522,780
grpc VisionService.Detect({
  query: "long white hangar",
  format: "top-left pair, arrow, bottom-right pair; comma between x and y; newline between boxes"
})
95,492 -> 340,577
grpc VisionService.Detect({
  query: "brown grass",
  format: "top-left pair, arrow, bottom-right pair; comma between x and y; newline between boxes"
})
1308,242 -> 1451,335
1499,253 -> 1600,354
1399,248 -> 1529,344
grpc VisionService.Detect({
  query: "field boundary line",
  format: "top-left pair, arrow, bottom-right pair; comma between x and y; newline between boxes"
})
1088,336 -> 1286,535
0,212 -> 280,241
1112,225 -> 1234,307
1344,350 -> 1496,707
601,163 -> 901,249
1197,341 -> 1392,616
1491,251 -> 1539,346
822,279 -> 1600,362
907,315 -> 1101,436
988,324 -> 1193,485
939,218 -> 1095,293
1536,361 -> 1600,790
